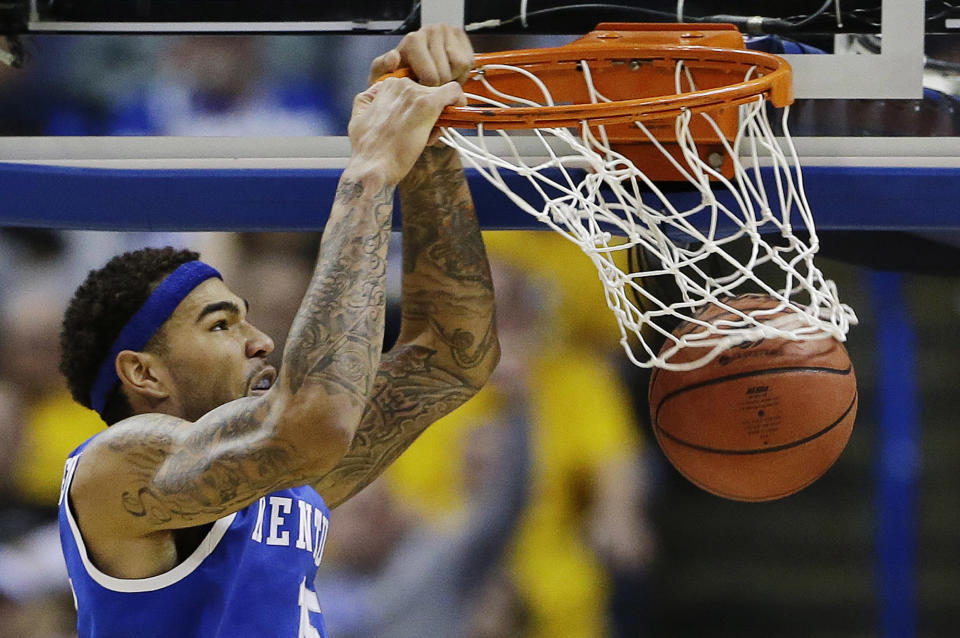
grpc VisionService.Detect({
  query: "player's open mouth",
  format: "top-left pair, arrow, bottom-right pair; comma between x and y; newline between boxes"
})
248,367 -> 277,396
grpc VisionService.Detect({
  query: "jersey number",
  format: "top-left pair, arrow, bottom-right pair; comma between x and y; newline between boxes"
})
298,577 -> 322,638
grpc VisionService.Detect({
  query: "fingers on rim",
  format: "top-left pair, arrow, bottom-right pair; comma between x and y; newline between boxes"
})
392,26 -> 474,86
449,28 -> 475,81
400,32 -> 440,87
368,50 -> 400,84
438,81 -> 467,107
427,30 -> 454,86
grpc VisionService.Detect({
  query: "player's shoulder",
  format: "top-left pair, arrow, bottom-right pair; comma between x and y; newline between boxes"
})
70,414 -> 185,498
67,413 -> 190,541
87,412 -> 186,450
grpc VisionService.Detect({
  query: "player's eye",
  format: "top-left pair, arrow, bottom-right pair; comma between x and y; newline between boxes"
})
211,320 -> 229,331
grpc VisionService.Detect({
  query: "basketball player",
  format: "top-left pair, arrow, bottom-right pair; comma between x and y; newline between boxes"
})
56,25 -> 498,637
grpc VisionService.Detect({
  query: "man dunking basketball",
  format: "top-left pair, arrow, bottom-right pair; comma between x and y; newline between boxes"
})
56,25 -> 498,637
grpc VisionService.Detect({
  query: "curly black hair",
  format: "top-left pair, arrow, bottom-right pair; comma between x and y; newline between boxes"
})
60,246 -> 200,425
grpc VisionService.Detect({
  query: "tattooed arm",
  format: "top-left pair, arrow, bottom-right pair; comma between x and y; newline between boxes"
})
70,79 -> 466,554
311,26 -> 497,508
314,143 -> 500,509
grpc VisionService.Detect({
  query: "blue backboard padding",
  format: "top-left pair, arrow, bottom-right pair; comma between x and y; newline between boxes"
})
0,162 -> 958,231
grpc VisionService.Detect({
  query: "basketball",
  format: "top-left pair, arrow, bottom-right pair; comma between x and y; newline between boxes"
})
648,294 -> 858,502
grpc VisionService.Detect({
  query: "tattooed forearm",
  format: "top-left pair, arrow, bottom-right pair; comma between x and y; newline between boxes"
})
398,146 -> 498,380
401,148 -> 493,287
315,147 -> 500,506
314,345 -> 477,508
402,286 -> 497,370
283,179 -> 395,404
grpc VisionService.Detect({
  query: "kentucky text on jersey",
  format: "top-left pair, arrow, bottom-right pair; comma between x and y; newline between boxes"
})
249,494 -> 330,566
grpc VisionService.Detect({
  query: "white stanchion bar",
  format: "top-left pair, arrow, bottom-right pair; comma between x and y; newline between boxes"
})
26,21 -> 404,33
4,137 -> 960,168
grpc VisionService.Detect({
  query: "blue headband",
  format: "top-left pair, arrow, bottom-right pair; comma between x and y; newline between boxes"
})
89,260 -> 222,416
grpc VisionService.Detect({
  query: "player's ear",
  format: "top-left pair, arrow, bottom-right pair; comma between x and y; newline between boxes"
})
115,350 -> 170,402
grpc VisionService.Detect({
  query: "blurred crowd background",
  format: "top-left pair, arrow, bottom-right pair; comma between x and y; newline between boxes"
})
1,31 -> 960,638
0,225 -> 656,638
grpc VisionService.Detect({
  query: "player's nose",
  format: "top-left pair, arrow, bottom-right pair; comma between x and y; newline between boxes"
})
246,324 -> 275,359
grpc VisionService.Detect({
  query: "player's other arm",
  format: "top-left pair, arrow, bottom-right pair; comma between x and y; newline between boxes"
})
315,145 -> 500,509
71,78 -> 466,535
311,27 -> 499,508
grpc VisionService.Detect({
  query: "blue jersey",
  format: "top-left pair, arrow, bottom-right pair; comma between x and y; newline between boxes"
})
58,438 -> 331,638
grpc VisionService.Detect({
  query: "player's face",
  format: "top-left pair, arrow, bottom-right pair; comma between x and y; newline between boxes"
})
156,278 -> 276,421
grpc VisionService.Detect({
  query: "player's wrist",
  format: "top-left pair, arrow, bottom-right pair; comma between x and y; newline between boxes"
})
340,162 -> 395,191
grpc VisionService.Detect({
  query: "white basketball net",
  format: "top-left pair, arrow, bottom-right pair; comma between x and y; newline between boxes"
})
439,58 -> 858,370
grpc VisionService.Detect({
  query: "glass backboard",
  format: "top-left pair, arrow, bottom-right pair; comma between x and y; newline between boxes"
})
0,0 -> 957,232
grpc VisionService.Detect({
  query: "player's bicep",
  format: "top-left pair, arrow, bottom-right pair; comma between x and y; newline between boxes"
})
72,398 -> 314,533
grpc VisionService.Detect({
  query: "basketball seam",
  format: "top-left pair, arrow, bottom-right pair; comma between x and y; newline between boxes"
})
654,389 -> 858,456
655,364 -> 853,404
652,364 -> 853,427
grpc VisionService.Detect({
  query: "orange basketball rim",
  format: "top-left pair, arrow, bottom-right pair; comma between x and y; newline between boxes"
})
385,23 -> 793,179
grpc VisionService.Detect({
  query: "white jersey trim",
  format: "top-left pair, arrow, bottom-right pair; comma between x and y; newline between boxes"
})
63,452 -> 238,593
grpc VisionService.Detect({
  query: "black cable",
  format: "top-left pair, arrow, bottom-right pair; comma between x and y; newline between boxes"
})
483,3 -> 677,30
389,0 -> 420,35
844,8 -> 881,28
849,0 -> 959,28
855,34 -> 881,54
858,34 -> 960,74
701,0 -> 837,33
927,0 -> 960,22
926,57 -> 960,73
783,0 -> 835,29
465,3 -> 681,31
464,0 -> 960,36
466,1 -> 859,35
